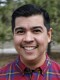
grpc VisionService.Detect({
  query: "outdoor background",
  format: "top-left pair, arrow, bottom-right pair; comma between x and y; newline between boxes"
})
0,0 -> 60,68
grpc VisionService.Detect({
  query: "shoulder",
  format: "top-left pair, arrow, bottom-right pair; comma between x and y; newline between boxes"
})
49,59 -> 60,72
0,61 -> 15,74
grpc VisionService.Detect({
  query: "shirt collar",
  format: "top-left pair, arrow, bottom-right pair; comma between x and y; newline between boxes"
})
40,54 -> 51,74
15,55 -> 26,75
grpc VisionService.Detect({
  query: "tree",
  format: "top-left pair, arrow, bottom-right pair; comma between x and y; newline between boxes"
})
0,0 -> 60,43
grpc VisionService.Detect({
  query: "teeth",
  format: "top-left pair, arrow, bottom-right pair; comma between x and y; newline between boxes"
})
24,47 -> 35,50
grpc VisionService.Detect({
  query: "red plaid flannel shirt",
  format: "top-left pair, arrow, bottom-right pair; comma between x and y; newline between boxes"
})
0,54 -> 60,80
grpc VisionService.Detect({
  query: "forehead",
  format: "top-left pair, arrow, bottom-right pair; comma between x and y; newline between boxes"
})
15,15 -> 45,28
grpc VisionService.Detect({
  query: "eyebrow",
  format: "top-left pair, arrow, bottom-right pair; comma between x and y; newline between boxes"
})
31,26 -> 43,30
15,27 -> 25,32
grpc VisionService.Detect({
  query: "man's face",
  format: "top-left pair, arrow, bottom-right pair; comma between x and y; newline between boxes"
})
13,15 -> 52,61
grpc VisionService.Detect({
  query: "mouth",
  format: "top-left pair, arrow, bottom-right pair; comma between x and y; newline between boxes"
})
20,45 -> 38,51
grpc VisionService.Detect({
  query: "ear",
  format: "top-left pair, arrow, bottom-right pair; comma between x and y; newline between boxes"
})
47,28 -> 52,43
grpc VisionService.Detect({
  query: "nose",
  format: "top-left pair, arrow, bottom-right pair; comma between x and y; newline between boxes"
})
23,32 -> 34,43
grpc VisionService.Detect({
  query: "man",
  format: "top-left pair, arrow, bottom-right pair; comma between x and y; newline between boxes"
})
0,4 -> 60,80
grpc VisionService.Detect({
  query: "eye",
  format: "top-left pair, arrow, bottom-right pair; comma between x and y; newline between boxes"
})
15,29 -> 25,35
32,29 -> 41,34
17,30 -> 24,34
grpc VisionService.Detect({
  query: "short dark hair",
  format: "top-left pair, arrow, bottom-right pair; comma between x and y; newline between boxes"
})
12,4 -> 50,32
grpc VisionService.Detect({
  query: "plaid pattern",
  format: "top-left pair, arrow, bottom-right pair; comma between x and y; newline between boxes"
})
0,54 -> 60,80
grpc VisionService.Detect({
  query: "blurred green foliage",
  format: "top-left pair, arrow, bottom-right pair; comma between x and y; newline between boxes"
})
0,0 -> 60,43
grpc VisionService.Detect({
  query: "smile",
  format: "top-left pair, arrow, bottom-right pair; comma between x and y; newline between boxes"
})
21,45 -> 38,51
24,46 -> 36,51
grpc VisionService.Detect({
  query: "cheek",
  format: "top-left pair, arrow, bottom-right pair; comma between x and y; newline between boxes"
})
13,36 -> 22,45
38,35 -> 48,45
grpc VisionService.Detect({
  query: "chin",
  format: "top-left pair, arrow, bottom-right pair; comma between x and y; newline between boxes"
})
24,56 -> 37,61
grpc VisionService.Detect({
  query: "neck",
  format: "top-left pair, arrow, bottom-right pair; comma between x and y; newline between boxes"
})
20,54 -> 46,70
